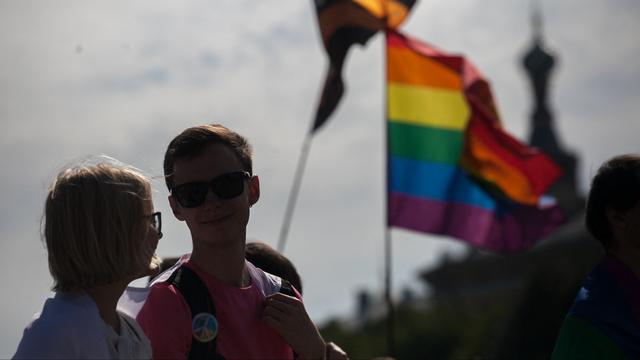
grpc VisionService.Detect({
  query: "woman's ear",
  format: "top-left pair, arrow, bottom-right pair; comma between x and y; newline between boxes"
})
248,175 -> 260,206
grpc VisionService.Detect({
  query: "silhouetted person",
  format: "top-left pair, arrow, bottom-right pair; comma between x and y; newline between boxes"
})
552,154 -> 640,358
245,241 -> 303,294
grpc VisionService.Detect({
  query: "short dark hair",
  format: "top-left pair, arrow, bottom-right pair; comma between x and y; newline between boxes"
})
585,154 -> 640,249
163,124 -> 253,190
245,241 -> 303,295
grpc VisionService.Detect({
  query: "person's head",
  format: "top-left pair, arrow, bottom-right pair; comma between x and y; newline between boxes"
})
245,241 -> 303,294
44,159 -> 162,292
164,124 -> 260,244
164,124 -> 253,191
585,154 -> 640,251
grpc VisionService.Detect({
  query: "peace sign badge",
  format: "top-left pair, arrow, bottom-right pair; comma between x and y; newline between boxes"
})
192,312 -> 218,342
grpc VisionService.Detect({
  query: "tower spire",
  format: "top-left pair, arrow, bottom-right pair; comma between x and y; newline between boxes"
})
521,1 -> 583,217
531,0 -> 543,43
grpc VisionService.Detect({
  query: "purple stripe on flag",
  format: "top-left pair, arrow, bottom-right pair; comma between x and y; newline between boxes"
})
388,192 -> 565,252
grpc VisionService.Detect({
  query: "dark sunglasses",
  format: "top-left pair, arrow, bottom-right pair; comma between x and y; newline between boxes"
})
171,171 -> 251,208
150,211 -> 162,239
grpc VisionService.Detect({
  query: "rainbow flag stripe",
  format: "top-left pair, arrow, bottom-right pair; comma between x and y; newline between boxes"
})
386,31 -> 565,252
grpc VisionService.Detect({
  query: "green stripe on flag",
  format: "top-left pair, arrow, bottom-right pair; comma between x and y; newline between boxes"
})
388,121 -> 463,164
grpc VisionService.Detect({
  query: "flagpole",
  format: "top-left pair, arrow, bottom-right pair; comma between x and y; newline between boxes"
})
384,228 -> 395,356
278,132 -> 313,253
383,29 -> 395,358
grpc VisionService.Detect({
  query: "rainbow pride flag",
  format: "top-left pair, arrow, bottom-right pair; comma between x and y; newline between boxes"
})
386,30 -> 565,252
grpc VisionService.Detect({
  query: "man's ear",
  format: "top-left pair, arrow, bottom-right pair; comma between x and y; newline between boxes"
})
168,195 -> 186,221
248,175 -> 260,206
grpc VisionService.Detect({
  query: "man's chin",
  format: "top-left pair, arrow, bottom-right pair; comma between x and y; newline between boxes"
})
200,214 -> 233,225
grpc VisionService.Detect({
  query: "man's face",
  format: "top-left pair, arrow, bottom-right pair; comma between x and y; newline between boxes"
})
168,142 -> 259,246
607,198 -> 640,253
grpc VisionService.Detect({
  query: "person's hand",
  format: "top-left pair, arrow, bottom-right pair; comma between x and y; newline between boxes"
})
262,293 -> 326,359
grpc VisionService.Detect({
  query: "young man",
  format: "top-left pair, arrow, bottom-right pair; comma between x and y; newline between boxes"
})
137,124 -> 326,359
552,154 -> 640,359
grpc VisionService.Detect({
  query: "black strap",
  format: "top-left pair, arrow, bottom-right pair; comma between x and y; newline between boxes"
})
279,279 -> 296,297
167,266 -> 224,360
278,279 -> 299,359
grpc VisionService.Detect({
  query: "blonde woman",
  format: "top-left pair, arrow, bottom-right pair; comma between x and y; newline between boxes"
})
14,159 -> 162,359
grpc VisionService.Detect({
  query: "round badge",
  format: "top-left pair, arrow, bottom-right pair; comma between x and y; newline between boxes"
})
192,312 -> 218,343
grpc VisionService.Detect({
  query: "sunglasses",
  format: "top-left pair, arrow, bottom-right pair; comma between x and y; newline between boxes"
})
171,171 -> 251,208
149,211 -> 162,239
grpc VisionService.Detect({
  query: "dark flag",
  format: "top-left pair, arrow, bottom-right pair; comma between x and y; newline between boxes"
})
312,0 -> 416,132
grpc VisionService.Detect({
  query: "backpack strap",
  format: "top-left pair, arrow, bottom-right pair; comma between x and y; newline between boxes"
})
278,279 -> 296,297
277,279 -> 299,359
166,266 -> 225,360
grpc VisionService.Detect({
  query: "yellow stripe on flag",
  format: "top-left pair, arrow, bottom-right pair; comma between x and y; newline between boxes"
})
388,83 -> 470,131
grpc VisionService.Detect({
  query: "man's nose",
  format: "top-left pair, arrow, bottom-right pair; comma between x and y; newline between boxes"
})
202,188 -> 223,207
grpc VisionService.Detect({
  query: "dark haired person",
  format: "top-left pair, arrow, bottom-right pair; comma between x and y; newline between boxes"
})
136,124 -> 326,359
245,241 -> 303,295
552,154 -> 640,359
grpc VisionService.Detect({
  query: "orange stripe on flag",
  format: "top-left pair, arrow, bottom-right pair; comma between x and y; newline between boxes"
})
463,105 -> 563,197
388,43 -> 462,91
462,127 -> 539,205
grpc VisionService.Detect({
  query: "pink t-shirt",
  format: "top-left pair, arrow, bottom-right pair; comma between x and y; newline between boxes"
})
137,260 -> 295,359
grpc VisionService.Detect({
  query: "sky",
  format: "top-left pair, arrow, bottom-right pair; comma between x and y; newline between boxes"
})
1,0 -> 639,356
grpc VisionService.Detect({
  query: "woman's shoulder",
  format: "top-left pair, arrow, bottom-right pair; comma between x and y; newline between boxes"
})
113,312 -> 153,359
14,294 -> 110,359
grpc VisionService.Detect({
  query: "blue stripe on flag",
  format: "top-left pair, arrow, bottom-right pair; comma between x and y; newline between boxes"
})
389,155 -> 496,210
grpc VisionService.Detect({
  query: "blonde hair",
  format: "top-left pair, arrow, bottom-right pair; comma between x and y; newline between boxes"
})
44,160 -> 155,291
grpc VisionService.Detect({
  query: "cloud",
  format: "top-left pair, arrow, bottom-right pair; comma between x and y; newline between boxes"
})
2,0 -> 640,356
91,67 -> 170,92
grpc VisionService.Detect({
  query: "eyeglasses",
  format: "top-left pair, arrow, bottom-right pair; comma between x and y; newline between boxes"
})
150,211 -> 162,239
171,171 -> 251,208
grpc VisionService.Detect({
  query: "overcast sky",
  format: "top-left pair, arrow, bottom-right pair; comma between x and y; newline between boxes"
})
1,0 -> 639,356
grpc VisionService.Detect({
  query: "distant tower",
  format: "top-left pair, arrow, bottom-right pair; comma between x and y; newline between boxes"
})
522,1 -> 583,217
